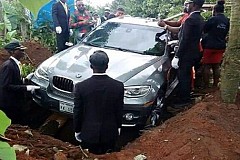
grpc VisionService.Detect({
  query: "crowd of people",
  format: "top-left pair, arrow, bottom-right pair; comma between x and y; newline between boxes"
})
158,0 -> 229,109
0,0 -> 229,156
52,0 -> 125,52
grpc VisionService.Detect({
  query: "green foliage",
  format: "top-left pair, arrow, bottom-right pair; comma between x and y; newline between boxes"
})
0,0 -> 31,48
110,0 -> 184,18
18,0 -> 49,18
2,0 -> 31,30
0,110 -> 16,160
21,63 -> 35,78
109,0 -> 231,19
31,22 -> 57,52
201,10 -> 213,20
0,30 -> 17,48
0,111 -> 11,136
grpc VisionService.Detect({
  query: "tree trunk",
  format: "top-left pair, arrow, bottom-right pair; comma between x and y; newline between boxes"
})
220,0 -> 240,103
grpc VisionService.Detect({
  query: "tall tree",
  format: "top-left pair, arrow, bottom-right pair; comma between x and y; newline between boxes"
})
220,0 -> 240,103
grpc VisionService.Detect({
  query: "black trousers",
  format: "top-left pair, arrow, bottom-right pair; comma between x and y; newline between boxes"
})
56,32 -> 69,53
177,58 -> 196,102
0,105 -> 25,124
81,141 -> 116,155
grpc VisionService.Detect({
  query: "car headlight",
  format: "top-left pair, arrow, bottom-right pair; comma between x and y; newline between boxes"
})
124,85 -> 151,98
35,66 -> 49,80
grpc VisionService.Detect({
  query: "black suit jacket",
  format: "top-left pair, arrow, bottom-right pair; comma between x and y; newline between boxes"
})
73,75 -> 124,144
203,14 -> 230,50
52,1 -> 70,34
0,59 -> 26,114
177,11 -> 204,60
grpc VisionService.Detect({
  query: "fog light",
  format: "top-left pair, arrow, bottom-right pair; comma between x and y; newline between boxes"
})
124,113 -> 134,121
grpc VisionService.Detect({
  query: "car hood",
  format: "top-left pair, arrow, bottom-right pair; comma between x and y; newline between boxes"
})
46,44 -> 161,83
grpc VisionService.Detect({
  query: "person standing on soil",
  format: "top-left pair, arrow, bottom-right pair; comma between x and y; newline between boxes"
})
169,0 -> 205,108
52,0 -> 71,52
73,50 -> 124,155
0,41 -> 40,124
201,0 -> 230,88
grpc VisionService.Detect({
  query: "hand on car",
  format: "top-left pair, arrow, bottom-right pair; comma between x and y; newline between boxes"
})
171,56 -> 179,69
75,132 -> 82,142
56,26 -> 62,34
26,85 -> 40,94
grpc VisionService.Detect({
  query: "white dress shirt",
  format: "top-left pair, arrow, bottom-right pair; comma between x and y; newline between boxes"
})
10,56 -> 21,75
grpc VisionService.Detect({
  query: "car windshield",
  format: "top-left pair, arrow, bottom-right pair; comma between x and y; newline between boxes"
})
83,22 -> 166,56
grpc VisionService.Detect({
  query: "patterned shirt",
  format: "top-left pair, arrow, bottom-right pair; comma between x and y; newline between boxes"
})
70,10 -> 92,33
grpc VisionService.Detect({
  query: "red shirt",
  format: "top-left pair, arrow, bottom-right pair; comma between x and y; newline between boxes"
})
70,10 -> 91,33
179,13 -> 189,24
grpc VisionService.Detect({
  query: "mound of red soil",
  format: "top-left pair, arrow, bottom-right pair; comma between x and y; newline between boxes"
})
3,91 -> 239,160
6,125 -> 87,160
0,41 -> 52,67
97,91 -> 240,160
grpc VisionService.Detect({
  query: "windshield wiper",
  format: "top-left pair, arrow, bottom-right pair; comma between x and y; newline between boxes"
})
82,42 -> 102,47
103,45 -> 142,54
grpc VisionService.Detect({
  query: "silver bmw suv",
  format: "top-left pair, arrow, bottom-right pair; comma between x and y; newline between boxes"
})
30,16 -> 170,127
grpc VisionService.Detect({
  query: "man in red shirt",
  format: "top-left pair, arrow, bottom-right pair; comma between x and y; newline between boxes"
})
158,0 -> 190,29
70,0 -> 92,43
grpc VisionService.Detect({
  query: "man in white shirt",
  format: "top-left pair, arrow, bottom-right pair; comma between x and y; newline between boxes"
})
0,41 -> 40,124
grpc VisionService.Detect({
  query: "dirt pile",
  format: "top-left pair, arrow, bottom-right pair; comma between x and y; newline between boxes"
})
6,125 -> 87,160
97,92 -> 240,160
3,91 -> 239,160
0,41 -> 52,67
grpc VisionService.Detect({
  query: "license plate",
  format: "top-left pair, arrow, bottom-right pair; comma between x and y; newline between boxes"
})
59,102 -> 74,113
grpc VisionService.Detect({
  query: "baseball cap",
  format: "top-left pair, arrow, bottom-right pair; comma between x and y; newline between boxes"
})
89,50 -> 109,68
4,40 -> 27,51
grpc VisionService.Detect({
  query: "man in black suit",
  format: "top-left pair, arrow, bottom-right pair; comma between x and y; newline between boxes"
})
52,0 -> 70,52
73,50 -> 124,154
170,0 -> 205,107
0,41 -> 40,124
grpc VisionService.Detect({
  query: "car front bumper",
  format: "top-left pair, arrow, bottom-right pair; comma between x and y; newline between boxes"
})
32,87 -> 154,127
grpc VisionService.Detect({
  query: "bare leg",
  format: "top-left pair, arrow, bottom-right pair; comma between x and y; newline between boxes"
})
203,64 -> 211,88
212,63 -> 220,87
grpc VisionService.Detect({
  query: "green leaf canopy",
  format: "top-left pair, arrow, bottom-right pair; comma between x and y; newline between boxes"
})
19,0 -> 49,17
0,111 -> 16,160
0,110 -> 11,136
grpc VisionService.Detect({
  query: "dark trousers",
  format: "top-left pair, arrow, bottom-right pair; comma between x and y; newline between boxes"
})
0,106 -> 25,124
81,141 -> 116,155
177,58 -> 196,102
56,32 -> 69,53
